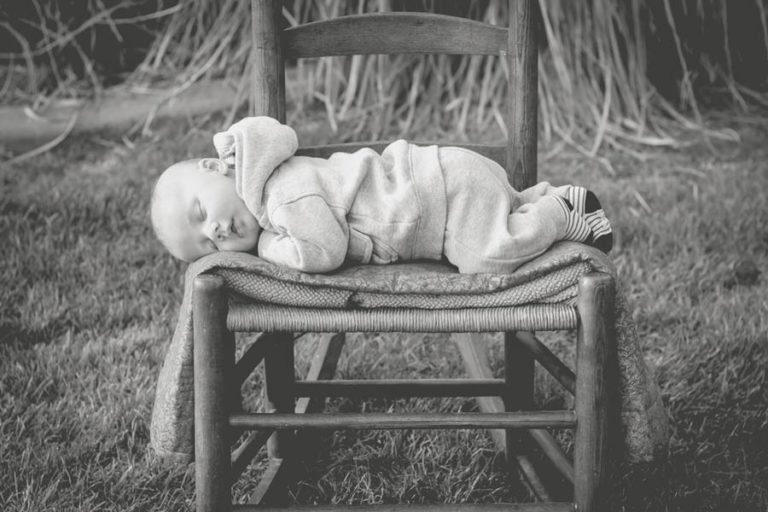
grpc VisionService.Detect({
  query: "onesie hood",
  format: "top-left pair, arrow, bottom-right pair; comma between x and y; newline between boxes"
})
212,116 -> 298,222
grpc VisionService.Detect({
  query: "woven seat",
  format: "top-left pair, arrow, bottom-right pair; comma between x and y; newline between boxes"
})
190,1 -> 618,511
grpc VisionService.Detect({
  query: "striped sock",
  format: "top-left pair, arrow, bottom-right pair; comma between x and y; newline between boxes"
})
566,186 -> 613,253
553,195 -> 592,243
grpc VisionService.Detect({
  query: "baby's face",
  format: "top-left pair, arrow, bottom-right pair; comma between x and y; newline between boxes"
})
153,159 -> 261,261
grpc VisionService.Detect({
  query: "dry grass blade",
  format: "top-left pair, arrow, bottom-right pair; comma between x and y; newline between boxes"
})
2,0 -> 767,153
589,67 -> 612,157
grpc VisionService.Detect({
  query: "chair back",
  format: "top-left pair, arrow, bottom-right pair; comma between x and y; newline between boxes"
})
250,0 -> 538,190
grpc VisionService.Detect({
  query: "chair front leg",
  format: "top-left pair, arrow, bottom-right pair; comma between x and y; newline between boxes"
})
193,274 -> 235,512
574,272 -> 615,512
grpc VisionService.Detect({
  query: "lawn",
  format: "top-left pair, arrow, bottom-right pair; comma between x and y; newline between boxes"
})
1,113 -> 766,511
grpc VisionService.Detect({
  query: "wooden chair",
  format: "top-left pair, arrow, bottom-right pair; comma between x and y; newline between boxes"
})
193,1 -> 615,510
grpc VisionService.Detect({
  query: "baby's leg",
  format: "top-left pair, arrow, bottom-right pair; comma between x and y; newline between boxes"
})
512,181 -> 570,205
445,193 -> 594,274
440,149 -> 590,273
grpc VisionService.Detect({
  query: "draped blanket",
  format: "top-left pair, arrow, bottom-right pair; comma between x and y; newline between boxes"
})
150,242 -> 669,464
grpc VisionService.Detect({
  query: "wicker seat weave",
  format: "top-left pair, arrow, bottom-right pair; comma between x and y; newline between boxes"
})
226,303 -> 577,333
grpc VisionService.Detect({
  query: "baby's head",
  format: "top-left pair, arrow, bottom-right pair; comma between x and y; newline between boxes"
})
150,158 -> 261,262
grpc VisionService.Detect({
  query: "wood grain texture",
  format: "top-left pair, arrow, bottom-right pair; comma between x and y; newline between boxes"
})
263,333 -> 295,460
293,378 -> 507,398
284,13 -> 506,58
230,411 -> 576,430
574,272 -> 615,512
193,274 -> 234,512
503,331 -> 535,467
507,0 -> 539,189
233,503 -> 572,512
251,0 -> 285,119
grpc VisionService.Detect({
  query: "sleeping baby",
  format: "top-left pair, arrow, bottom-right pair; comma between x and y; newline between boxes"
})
150,116 -> 612,274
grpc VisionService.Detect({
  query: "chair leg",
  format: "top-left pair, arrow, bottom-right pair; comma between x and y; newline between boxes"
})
193,275 -> 235,512
574,272 -> 615,512
264,333 -> 296,459
258,332 -> 296,505
504,331 -> 535,459
503,332 -> 555,500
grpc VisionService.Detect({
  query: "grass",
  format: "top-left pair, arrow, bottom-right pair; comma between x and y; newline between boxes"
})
1,111 -> 767,511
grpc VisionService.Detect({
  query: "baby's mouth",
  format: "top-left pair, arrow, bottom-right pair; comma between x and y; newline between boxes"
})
230,219 -> 239,236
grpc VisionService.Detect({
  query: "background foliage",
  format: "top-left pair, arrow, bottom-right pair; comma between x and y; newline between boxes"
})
2,0 -> 768,152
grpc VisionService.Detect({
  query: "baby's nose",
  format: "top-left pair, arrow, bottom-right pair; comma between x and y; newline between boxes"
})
210,220 -> 231,240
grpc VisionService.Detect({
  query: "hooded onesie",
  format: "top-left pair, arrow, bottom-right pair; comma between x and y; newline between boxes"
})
211,116 -> 587,274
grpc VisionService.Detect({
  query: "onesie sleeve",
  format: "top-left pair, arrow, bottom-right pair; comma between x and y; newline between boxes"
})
257,195 -> 348,273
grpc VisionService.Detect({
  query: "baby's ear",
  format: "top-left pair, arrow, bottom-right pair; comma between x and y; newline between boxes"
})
198,158 -> 231,176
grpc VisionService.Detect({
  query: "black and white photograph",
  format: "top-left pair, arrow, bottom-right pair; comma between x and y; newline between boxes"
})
1,1 -> 766,510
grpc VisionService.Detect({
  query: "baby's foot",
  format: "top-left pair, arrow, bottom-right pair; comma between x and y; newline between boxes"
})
553,195 -> 592,244
566,186 -> 613,253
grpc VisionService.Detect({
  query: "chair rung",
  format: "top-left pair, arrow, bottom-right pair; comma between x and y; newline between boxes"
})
233,502 -> 573,511
293,378 -> 506,398
229,411 -> 575,431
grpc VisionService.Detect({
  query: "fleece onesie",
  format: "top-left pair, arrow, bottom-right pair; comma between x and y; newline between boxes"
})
212,116 -> 585,274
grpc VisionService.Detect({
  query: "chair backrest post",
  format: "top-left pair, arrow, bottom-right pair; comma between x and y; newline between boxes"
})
251,0 -> 285,121
507,0 -> 539,190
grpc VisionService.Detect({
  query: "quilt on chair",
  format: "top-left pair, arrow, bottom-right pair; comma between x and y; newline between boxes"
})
149,242 -> 669,464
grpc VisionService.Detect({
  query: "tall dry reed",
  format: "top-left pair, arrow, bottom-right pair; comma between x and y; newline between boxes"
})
3,0 -> 766,157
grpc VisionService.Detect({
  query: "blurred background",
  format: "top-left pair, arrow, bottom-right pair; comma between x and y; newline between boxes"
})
2,0 -> 768,151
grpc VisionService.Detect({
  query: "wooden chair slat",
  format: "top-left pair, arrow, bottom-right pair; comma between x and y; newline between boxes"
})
233,503 -> 573,512
230,411 -> 577,430
234,503 -> 573,512
293,378 -> 507,398
284,13 -> 506,58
